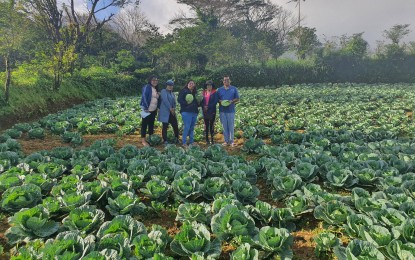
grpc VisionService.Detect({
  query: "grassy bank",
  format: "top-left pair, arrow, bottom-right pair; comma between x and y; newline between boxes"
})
0,66 -> 138,129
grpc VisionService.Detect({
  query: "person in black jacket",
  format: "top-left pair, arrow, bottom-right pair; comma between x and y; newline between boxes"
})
201,80 -> 219,144
177,80 -> 200,147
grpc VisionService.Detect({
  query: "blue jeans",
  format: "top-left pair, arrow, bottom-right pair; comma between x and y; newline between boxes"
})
220,112 -> 235,144
181,112 -> 198,145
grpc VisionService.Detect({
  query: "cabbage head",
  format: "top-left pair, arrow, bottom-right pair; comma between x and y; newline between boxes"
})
211,204 -> 258,240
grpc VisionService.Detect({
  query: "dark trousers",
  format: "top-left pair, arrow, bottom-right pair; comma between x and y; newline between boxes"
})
204,113 -> 216,140
141,110 -> 157,137
162,114 -> 179,141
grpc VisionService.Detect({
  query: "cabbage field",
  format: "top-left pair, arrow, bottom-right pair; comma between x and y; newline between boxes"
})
1,83 -> 415,259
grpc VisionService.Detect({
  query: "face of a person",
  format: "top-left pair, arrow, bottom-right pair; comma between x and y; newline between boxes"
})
223,77 -> 230,87
187,81 -> 195,90
167,84 -> 173,90
151,78 -> 158,87
206,84 -> 213,91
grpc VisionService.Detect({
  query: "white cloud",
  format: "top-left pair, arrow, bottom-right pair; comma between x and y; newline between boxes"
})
139,0 -> 191,33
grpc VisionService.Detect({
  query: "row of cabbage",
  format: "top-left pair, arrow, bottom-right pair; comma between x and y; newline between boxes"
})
3,83 -> 415,145
2,132 -> 415,258
0,139 -> 301,259
2,83 -> 415,258
248,135 -> 415,259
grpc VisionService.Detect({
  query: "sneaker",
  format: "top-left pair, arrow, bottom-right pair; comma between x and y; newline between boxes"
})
182,144 -> 188,148
230,143 -> 237,147
163,141 -> 169,145
222,142 -> 228,146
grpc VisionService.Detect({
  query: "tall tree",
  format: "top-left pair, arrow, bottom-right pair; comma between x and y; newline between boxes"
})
23,0 -> 139,62
383,24 -> 411,45
61,0 -> 136,56
0,0 -> 26,103
24,0 -> 63,44
381,24 -> 411,59
111,5 -> 159,53
22,0 -> 138,88
22,0 -> 65,89
287,26 -> 320,59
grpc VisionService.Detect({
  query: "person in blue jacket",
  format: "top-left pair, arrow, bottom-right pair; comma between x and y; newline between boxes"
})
178,80 -> 200,147
217,75 -> 240,147
201,80 -> 219,145
140,75 -> 160,146
158,80 -> 179,144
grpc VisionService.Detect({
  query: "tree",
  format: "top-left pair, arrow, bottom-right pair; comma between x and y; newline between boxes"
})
111,5 -> 159,54
153,19 -> 243,73
23,0 -> 139,63
340,33 -> 368,58
23,0 -> 63,44
0,0 -> 26,103
21,0 -> 139,89
113,49 -> 136,72
62,0 -> 139,61
174,0 -> 231,26
381,24 -> 411,59
407,41 -> 415,55
22,0 -> 66,89
83,25 -> 130,67
383,24 -> 411,45
175,0 -> 295,60
287,26 -> 320,59
319,33 -> 368,59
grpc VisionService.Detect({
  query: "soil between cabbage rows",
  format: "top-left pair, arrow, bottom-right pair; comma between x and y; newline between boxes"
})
0,131 -> 326,260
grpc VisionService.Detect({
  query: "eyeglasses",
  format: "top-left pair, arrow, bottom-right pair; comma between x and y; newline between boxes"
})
151,79 -> 159,81
223,79 -> 230,82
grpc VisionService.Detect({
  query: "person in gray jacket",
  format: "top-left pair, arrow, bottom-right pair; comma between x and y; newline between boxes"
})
158,80 -> 179,144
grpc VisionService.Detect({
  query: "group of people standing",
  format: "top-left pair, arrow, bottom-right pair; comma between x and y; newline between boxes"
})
139,75 -> 240,148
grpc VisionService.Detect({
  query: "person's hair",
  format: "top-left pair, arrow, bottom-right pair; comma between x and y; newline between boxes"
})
147,75 -> 159,92
183,80 -> 196,93
223,75 -> 230,79
203,81 -> 216,90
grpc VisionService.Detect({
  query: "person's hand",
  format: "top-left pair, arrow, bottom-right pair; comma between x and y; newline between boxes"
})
204,106 -> 208,112
170,108 -> 175,114
144,109 -> 149,113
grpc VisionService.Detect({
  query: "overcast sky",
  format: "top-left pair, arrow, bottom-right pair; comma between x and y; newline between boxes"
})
139,0 -> 415,49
